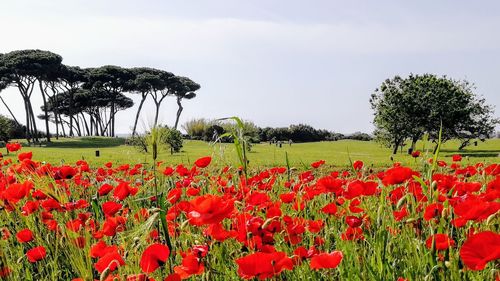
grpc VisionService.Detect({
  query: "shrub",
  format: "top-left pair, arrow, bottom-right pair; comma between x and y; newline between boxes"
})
182,118 -> 212,140
130,126 -> 183,155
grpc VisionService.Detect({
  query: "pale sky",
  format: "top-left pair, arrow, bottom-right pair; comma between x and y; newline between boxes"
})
1,0 -> 499,134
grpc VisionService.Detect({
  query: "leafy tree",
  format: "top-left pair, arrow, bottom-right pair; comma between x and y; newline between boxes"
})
0,115 -> 25,150
0,50 -> 62,143
289,124 -> 322,142
55,65 -> 89,136
346,132 -> 373,141
44,87 -> 133,137
169,76 -> 200,130
162,126 -> 183,154
131,126 -> 183,155
128,68 -> 172,135
0,115 -> 13,145
370,76 -> 418,154
371,74 -> 498,153
33,52 -> 63,142
84,66 -> 134,137
47,65 -> 88,137
203,124 -> 225,142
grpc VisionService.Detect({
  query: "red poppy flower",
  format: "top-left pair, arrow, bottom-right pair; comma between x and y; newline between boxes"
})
90,241 -> 117,258
382,166 -> 414,186
187,195 -> 234,226
102,201 -> 123,217
58,165 -> 77,179
16,229 -> 34,243
3,181 -> 33,204
98,183 -> 114,196
452,154 -> 462,162
310,251 -> 343,270
393,206 -> 409,222
316,176 -> 343,194
194,156 -> 212,168
235,251 -> 293,280
424,203 -> 444,221
311,160 -> 326,169
26,246 -> 47,263
460,231 -> 500,270
341,227 -> 364,241
165,273 -> 181,281
6,142 -> 22,152
345,216 -> 363,228
173,253 -> 205,279
353,160 -> 363,170
279,192 -> 296,203
321,202 -> 337,215
411,150 -> 421,158
163,166 -> 174,176
0,266 -> 11,278
425,234 -> 455,251
140,243 -> 170,273
18,152 -> 32,161
204,222 -> 236,241
95,250 -> 125,273
113,182 -> 139,201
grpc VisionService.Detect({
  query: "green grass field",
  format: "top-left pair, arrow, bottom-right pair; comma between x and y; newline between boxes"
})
3,137 -> 499,168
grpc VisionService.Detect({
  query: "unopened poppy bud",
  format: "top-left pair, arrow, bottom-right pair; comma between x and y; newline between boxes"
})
405,218 -> 417,223
181,219 -> 190,229
396,195 -> 407,209
150,208 -> 161,214
431,181 -> 438,190
486,213 -> 496,225
100,267 -> 111,281
442,208 -> 449,218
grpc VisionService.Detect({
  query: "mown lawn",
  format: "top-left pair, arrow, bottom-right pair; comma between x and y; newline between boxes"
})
2,137 -> 499,168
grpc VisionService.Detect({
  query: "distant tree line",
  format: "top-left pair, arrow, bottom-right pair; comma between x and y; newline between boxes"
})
182,118 -> 372,143
0,50 -> 200,143
371,74 -> 498,153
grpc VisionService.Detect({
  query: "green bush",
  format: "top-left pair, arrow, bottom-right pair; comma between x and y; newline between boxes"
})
130,126 -> 183,155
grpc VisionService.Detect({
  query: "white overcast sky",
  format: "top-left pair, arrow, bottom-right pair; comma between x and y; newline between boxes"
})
1,0 -> 499,134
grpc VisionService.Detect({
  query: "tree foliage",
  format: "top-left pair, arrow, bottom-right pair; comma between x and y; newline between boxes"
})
371,74 -> 498,152
0,49 -> 200,141
0,115 -> 25,144
130,126 -> 183,155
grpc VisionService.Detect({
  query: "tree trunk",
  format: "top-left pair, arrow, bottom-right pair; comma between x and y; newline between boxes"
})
392,139 -> 400,155
55,113 -> 59,140
81,113 -> 90,136
174,97 -> 183,130
458,140 -> 469,150
132,93 -> 147,136
410,137 -> 419,152
23,99 -> 31,143
0,96 -> 20,125
59,114 -> 66,138
154,103 -> 161,128
39,81 -> 51,142
110,97 -> 116,137
74,116 -> 82,137
90,115 -> 94,136
69,91 -> 74,137
28,102 -> 38,142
